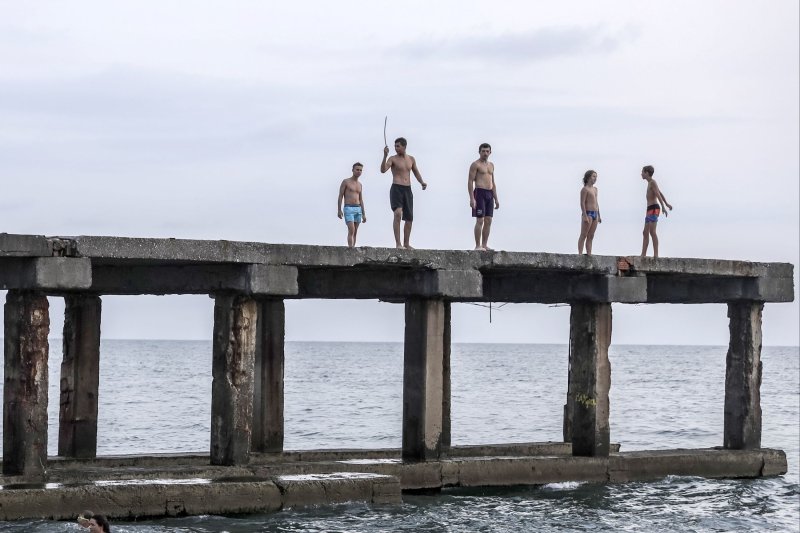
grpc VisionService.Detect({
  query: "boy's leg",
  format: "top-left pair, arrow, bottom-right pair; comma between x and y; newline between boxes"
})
346,221 -> 356,248
586,219 -> 598,255
579,219 -> 590,254
352,221 -> 360,247
641,223 -> 650,257
650,224 -> 659,258
474,218 -> 483,250
403,221 -> 413,249
481,216 -> 493,250
393,208 -> 403,248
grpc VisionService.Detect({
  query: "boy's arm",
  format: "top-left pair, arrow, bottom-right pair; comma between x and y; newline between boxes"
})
380,147 -> 391,173
467,162 -> 477,207
337,181 -> 345,218
411,156 -> 427,190
359,187 -> 366,222
491,164 -> 499,208
596,188 -> 601,222
580,188 -> 589,222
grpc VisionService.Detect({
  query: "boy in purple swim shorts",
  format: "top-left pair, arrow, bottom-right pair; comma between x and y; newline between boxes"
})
640,165 -> 673,258
467,143 -> 500,250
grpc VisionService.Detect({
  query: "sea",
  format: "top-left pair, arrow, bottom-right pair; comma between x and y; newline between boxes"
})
0,341 -> 797,532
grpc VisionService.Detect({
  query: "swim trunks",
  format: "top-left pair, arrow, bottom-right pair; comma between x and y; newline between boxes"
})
390,183 -> 413,221
343,204 -> 362,223
585,210 -> 597,221
645,204 -> 661,223
472,188 -> 494,218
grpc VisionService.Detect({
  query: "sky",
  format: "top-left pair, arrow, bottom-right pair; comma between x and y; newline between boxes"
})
1,1 -> 798,345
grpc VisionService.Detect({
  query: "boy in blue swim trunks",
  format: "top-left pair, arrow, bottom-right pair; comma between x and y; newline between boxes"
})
338,162 -> 367,248
578,169 -> 601,255
640,165 -> 673,258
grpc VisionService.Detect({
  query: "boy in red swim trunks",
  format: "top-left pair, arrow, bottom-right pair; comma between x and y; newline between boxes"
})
640,165 -> 673,258
467,143 -> 500,250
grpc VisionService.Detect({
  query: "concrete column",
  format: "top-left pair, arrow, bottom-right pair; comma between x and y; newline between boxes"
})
3,291 -> 50,477
566,302 -> 611,457
442,302 -> 451,452
402,299 -> 445,461
724,301 -> 763,449
58,295 -> 102,458
211,294 -> 257,466
252,299 -> 285,453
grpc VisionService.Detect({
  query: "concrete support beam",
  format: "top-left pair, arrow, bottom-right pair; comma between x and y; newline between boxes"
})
0,233 -> 52,257
724,302 -> 763,449
402,299 -> 446,461
211,294 -> 257,465
59,295 -> 102,458
3,291 -> 50,477
566,302 -> 611,457
90,264 -> 297,296
483,273 -> 645,303
298,269 -> 482,299
0,258 -> 91,291
252,299 -> 285,453
646,277 -> 794,303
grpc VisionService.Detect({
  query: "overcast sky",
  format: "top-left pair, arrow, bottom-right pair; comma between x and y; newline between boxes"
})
1,1 -> 798,345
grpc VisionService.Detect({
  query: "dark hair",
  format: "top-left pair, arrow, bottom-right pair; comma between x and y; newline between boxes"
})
583,170 -> 596,185
352,162 -> 363,170
394,137 -> 407,147
93,515 -> 111,532
479,143 -> 491,151
642,165 -> 654,177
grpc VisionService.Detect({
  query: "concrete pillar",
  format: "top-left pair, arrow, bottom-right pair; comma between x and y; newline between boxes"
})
402,299 -> 445,461
3,291 -> 50,477
211,294 -> 257,466
724,301 -> 763,449
59,295 -> 102,458
442,302 -> 451,452
566,302 -> 611,457
252,299 -> 285,453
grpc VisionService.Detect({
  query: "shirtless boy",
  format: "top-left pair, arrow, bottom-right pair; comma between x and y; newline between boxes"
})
578,169 -> 601,255
467,143 -> 500,250
380,137 -> 427,249
640,165 -> 673,258
337,162 -> 367,248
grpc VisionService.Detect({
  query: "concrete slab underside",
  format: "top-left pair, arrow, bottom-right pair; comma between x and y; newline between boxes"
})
0,445 -> 787,521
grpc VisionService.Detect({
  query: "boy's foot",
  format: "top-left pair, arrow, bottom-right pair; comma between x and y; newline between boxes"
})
484,246 -> 494,251
404,244 -> 415,250
396,244 -> 404,249
474,246 -> 486,251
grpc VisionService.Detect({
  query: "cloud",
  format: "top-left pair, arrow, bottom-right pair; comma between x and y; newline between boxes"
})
398,25 -> 635,63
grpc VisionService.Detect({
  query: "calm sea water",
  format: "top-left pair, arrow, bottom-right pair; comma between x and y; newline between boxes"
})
0,341 -> 797,532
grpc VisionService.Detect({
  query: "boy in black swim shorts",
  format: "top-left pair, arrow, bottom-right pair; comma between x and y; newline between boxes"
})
467,143 -> 500,250
380,137 -> 427,249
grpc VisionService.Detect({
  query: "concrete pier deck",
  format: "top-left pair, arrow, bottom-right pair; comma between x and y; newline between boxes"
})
0,233 -> 794,521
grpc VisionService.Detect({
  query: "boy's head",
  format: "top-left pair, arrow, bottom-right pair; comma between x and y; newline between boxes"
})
352,162 -> 363,177
394,137 -> 407,155
583,170 -> 597,185
478,143 -> 491,159
641,165 -> 654,179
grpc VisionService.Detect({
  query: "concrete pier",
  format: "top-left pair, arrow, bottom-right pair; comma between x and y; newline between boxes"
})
0,233 -> 795,519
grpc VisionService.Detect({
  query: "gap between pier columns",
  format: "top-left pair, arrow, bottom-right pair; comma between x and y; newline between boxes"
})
3,291 -> 50,477
252,299 -> 285,453
58,294 -> 102,459
403,298 -> 449,461
724,301 -> 763,450
565,302 -> 611,457
211,294 -> 257,466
